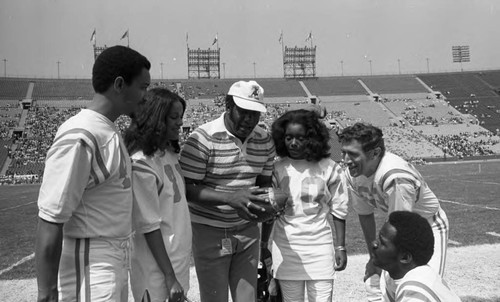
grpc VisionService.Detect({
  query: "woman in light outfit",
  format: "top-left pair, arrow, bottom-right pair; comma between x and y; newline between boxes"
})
124,88 -> 191,302
270,109 -> 348,302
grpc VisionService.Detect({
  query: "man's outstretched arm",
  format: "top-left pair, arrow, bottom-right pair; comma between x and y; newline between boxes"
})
35,218 -> 63,302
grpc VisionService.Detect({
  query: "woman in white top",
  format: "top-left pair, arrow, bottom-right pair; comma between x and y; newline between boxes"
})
270,109 -> 348,302
124,87 -> 192,302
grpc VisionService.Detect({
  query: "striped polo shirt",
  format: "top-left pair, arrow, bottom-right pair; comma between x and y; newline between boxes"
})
179,113 -> 275,228
38,109 -> 133,238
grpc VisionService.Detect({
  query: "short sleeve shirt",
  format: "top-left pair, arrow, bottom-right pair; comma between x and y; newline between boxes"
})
38,109 -> 133,238
179,113 -> 275,228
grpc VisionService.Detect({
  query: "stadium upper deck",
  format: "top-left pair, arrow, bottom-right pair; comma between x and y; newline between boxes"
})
1,70 -> 500,182
0,70 -> 498,98
1,70 -> 499,129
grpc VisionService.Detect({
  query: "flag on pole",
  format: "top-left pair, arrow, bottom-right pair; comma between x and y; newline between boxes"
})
305,31 -> 313,42
279,31 -> 283,44
121,30 -> 129,40
212,33 -> 218,46
90,29 -> 96,43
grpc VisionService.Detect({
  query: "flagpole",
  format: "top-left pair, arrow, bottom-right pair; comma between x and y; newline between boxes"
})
94,29 -> 97,47
281,30 -> 285,66
216,33 -> 220,79
310,31 -> 313,49
127,29 -> 130,47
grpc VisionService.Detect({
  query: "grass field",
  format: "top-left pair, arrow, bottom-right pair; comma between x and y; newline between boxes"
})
0,161 -> 499,301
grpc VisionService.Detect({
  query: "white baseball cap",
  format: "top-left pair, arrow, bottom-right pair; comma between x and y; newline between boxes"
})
228,80 -> 266,113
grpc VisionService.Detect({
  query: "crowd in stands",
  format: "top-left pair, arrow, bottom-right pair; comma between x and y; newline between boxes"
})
0,107 -> 22,138
425,132 -> 499,158
1,94 -> 500,185
1,106 -> 82,184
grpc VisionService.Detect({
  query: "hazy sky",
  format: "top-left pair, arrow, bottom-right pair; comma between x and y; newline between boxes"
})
1,0 -> 499,79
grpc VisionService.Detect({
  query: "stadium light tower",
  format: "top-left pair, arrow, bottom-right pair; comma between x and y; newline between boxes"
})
57,61 -> 61,79
2,59 -> 6,78
160,62 -> 164,80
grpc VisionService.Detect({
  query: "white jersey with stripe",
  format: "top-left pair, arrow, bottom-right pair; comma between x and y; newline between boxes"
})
38,109 -> 133,238
271,157 -> 348,280
129,149 -> 192,297
346,152 -> 440,222
395,265 -> 461,302
350,153 -> 450,301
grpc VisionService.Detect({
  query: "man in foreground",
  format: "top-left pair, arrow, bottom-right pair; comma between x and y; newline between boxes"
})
179,80 -> 275,302
35,45 -> 151,302
372,211 -> 460,301
339,123 -> 449,301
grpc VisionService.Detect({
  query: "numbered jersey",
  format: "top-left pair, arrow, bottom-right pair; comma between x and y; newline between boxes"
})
130,149 -> 192,296
271,157 -> 347,280
38,109 -> 133,238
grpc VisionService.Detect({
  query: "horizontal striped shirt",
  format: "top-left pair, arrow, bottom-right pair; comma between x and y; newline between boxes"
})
179,113 -> 275,228
38,109 -> 133,238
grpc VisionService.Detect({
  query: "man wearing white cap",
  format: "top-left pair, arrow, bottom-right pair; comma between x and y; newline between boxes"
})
180,80 -> 276,302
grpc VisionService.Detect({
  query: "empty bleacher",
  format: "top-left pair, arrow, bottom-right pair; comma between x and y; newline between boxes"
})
0,78 -> 30,100
477,70 -> 500,89
302,77 -> 366,96
360,75 -> 428,94
31,79 -> 94,100
419,73 -> 496,99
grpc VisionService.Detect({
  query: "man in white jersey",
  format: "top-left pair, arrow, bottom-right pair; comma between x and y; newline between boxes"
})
179,80 -> 276,302
372,211 -> 460,302
35,45 -> 151,302
338,123 -> 449,302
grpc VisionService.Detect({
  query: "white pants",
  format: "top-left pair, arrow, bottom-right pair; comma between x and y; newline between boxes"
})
58,236 -> 131,302
279,279 -> 334,302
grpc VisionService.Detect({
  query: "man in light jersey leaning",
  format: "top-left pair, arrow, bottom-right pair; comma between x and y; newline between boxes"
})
338,123 -> 449,302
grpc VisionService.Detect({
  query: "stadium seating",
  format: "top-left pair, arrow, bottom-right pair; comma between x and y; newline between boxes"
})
419,73 -> 500,132
31,79 -> 94,100
302,77 -> 366,96
1,71 -> 500,182
0,78 -> 30,100
360,75 -> 429,94
419,73 -> 495,98
477,70 -> 500,89
321,95 -> 394,127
